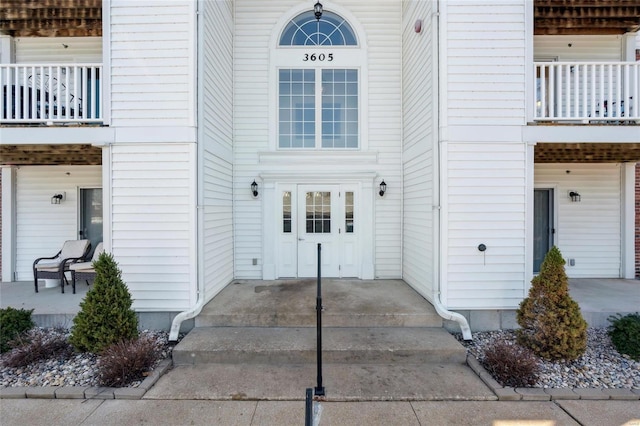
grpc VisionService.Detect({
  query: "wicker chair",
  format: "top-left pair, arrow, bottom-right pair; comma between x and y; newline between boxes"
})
70,242 -> 104,294
33,240 -> 91,293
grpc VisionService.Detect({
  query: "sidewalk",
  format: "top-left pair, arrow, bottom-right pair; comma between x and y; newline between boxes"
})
1,398 -> 639,425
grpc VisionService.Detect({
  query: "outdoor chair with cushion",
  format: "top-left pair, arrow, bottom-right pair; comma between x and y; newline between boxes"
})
32,239 -> 91,294
70,242 -> 104,294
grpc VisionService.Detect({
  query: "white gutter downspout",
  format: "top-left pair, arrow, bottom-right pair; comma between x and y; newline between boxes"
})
170,0 -> 205,342
432,0 -> 472,340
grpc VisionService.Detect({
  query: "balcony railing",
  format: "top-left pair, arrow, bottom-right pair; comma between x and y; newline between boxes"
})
535,61 -> 639,123
1,64 -> 102,124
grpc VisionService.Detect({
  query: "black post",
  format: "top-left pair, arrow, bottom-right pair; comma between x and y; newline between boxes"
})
304,388 -> 313,426
314,243 -> 325,397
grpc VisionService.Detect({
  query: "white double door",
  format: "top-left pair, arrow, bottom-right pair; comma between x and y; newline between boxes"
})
279,184 -> 359,278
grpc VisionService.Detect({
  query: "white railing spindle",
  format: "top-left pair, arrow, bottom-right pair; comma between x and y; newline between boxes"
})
0,63 -> 103,123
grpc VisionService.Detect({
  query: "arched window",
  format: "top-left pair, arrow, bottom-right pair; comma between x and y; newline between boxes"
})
275,10 -> 362,150
279,11 -> 357,46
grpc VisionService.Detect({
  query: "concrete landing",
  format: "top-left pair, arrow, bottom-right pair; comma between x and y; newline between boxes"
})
195,279 -> 443,328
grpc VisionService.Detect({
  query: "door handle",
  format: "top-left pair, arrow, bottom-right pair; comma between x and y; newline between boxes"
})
298,238 -> 305,241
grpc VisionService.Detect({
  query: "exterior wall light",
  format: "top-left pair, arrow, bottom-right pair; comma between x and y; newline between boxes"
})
251,180 -> 259,197
379,180 -> 386,197
51,193 -> 64,204
314,1 -> 323,20
569,191 -> 580,202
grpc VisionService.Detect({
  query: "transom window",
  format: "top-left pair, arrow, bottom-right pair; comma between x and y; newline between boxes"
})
280,11 -> 357,46
276,10 -> 361,150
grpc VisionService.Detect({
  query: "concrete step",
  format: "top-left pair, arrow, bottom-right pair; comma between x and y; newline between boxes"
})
194,279 -> 443,328
172,326 -> 466,366
144,362 -> 496,401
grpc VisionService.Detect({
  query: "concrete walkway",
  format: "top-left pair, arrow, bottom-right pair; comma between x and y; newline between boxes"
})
1,398 -> 638,425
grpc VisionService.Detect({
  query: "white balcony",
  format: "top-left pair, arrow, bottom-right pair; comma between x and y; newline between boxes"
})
1,64 -> 103,124
534,62 -> 640,124
535,62 -> 639,123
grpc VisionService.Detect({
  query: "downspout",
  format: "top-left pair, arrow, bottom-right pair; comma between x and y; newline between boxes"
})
432,0 -> 472,340
170,0 -> 205,341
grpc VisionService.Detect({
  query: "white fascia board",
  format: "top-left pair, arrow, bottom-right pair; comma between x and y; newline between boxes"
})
523,125 -> 640,143
0,127 -> 115,144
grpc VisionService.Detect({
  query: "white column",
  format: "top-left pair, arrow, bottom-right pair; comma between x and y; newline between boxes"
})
621,162 -> 636,279
361,178 -> 375,279
1,166 -> 17,281
262,180 -> 276,280
0,35 -> 15,64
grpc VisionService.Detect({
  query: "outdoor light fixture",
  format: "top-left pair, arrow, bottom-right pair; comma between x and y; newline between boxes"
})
379,180 -> 387,197
314,0 -> 323,20
51,193 -> 64,204
251,180 -> 259,197
569,191 -> 581,202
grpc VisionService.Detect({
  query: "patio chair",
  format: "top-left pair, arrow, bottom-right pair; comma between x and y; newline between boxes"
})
32,239 -> 91,294
69,242 -> 104,294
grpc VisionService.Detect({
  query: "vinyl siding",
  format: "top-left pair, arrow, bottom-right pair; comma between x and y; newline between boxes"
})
401,0 -> 436,301
535,35 -> 625,61
445,142 -> 527,309
14,37 -> 102,63
14,166 -> 101,281
108,0 -> 194,127
233,0 -> 402,279
535,163 -> 622,278
200,0 -> 234,300
110,144 -> 194,311
445,1 -> 526,126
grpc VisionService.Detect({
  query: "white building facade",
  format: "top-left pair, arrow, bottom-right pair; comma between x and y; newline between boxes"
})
1,0 -> 637,335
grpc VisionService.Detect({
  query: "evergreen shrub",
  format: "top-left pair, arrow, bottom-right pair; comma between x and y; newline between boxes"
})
70,252 -> 138,353
516,246 -> 587,361
607,313 -> 640,361
0,307 -> 34,353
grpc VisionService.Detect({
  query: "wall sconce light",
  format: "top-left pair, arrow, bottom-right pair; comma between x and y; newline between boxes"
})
379,180 -> 387,197
569,191 -> 581,202
251,180 -> 259,197
51,193 -> 64,204
314,0 -> 323,20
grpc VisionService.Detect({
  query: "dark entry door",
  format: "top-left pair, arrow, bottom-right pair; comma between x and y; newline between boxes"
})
533,188 -> 553,273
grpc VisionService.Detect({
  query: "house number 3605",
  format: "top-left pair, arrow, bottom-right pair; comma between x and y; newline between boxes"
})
303,53 -> 333,62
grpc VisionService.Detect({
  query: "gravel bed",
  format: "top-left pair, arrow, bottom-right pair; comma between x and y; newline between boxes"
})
456,327 -> 640,389
1,328 -> 175,388
3,327 -> 638,390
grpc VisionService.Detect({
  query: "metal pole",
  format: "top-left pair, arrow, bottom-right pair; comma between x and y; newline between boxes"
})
315,243 -> 325,396
305,388 -> 312,426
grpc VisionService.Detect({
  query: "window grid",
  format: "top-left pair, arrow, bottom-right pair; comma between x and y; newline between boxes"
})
306,191 -> 331,233
345,191 -> 354,233
322,69 -> 358,148
279,11 -> 357,46
283,191 -> 292,233
279,69 -> 316,148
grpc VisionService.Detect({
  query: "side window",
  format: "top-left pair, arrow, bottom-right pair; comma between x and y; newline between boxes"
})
283,191 -> 292,233
345,191 -> 354,233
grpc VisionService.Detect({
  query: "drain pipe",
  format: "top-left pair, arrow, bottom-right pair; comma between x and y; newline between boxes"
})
432,1 -> 472,341
170,1 -> 205,342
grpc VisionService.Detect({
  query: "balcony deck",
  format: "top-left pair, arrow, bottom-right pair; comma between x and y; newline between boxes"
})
1,64 -> 102,125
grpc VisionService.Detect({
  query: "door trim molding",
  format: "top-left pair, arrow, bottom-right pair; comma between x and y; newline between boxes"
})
261,172 -> 377,280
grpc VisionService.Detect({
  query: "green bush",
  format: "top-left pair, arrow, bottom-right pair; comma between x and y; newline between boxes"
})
0,307 -> 34,353
607,313 -> 640,361
70,252 -> 139,353
516,246 -> 587,361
